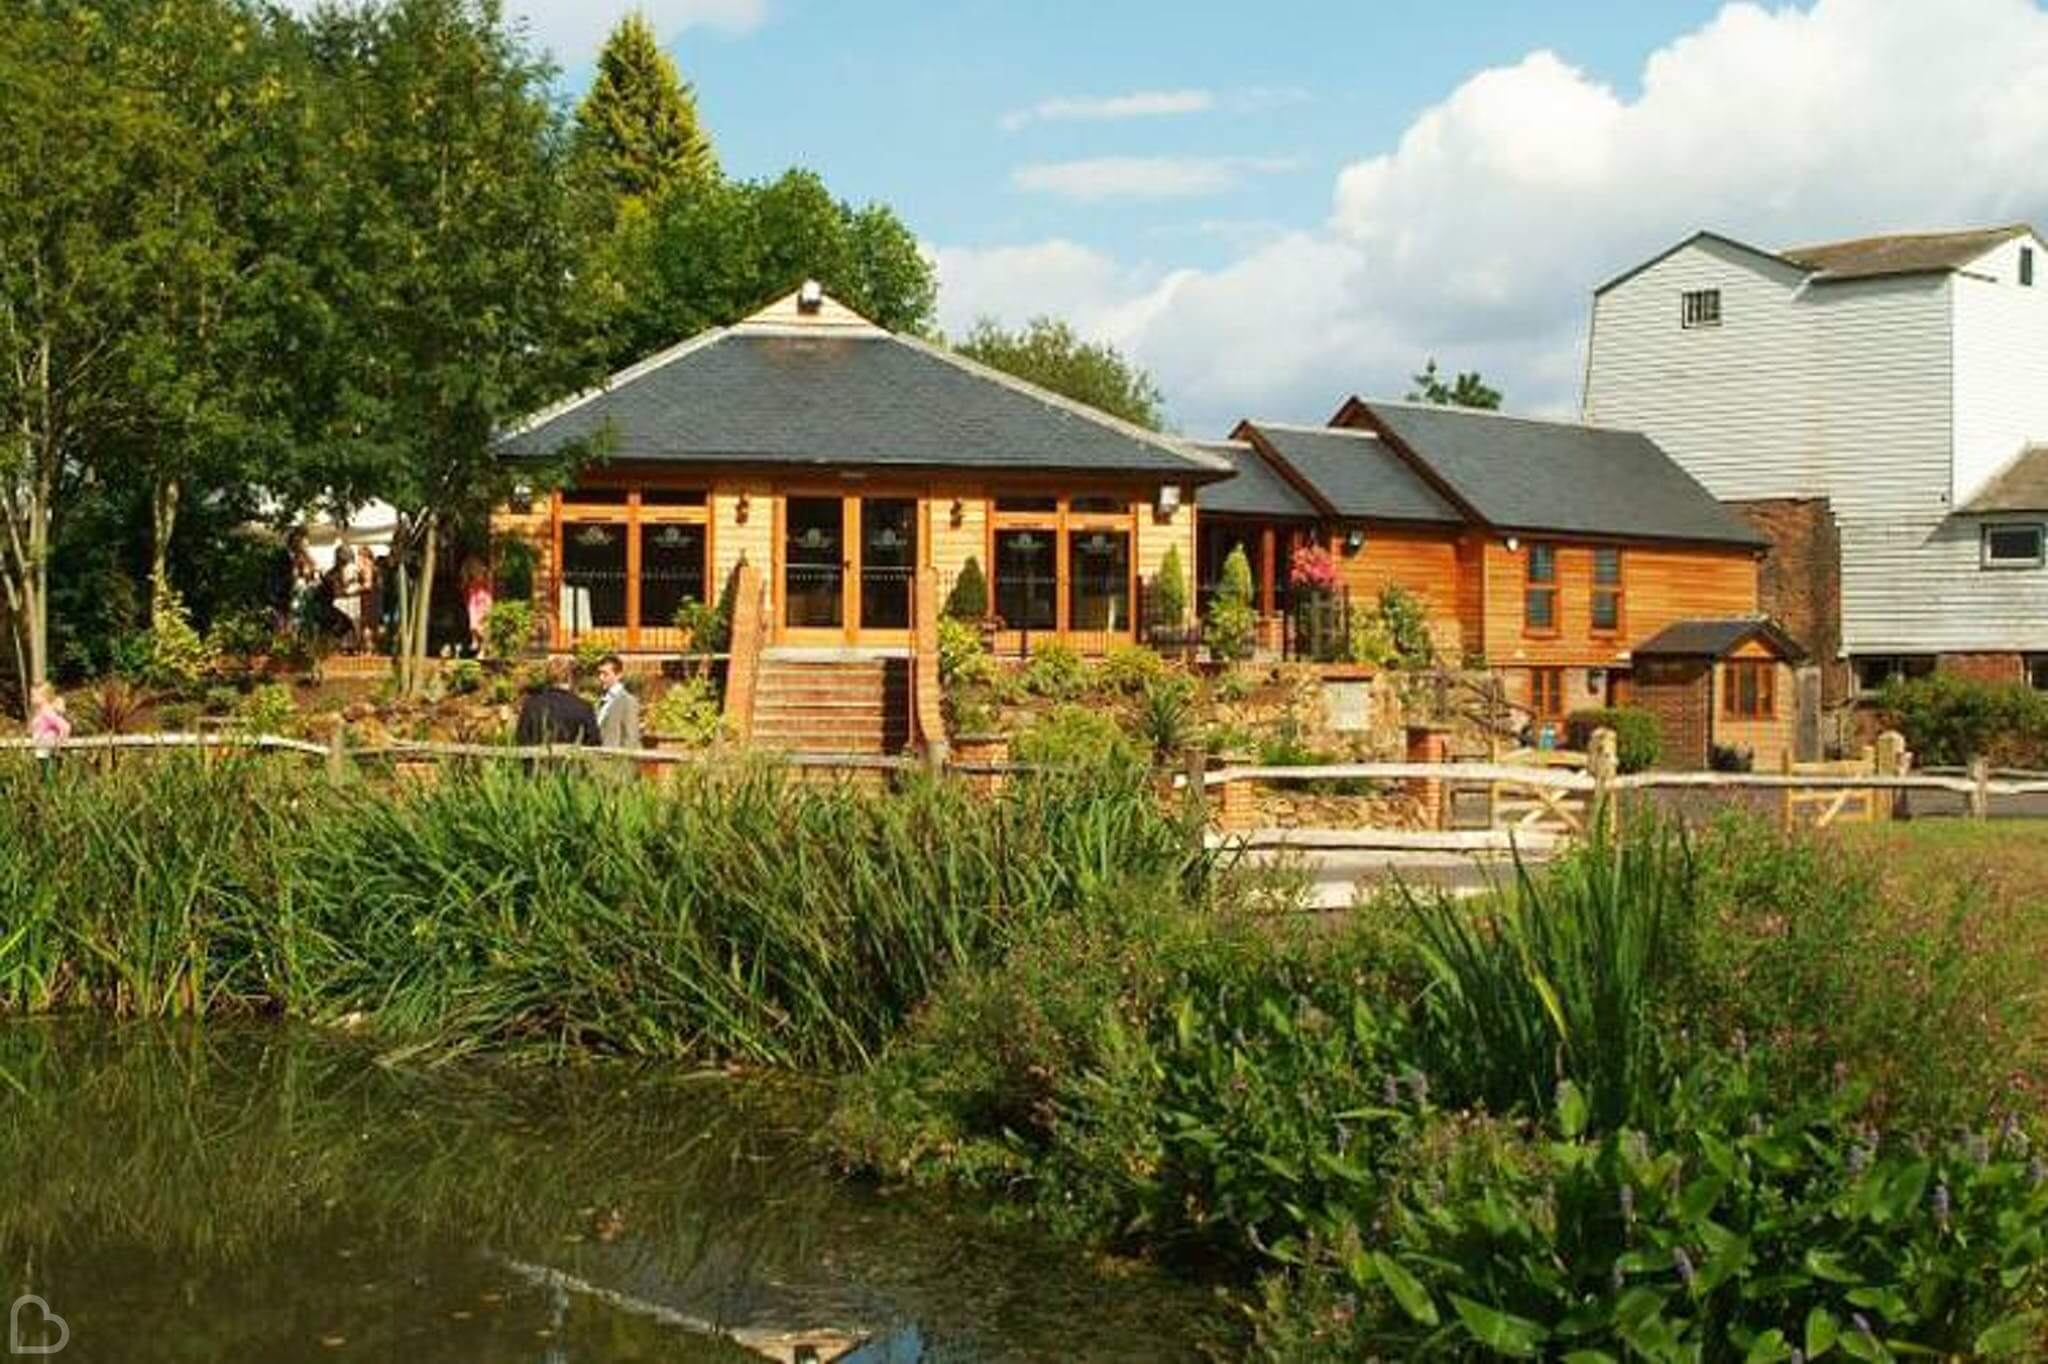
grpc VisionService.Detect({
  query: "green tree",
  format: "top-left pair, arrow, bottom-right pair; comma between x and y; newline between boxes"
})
1408,358 -> 1502,410
574,12 -> 717,208
956,317 -> 1163,430
601,169 -> 936,364
0,4 -> 176,692
1153,543 -> 1189,626
291,0 -> 601,695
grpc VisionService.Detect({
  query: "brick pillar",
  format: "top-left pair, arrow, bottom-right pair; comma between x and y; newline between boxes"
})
1405,726 -> 1450,830
1217,774 -> 1258,832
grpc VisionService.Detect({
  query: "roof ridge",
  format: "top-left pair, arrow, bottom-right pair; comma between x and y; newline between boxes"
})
1251,420 -> 1379,438
1781,223 -> 2032,255
498,326 -> 730,442
890,332 -> 1232,475
1359,396 -> 1640,435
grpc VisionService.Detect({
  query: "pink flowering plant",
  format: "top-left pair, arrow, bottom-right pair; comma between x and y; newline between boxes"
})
1289,544 -> 1339,595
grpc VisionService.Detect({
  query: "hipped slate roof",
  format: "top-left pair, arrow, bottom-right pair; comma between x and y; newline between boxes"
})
1633,618 -> 1806,662
1232,422 -> 1462,525
1189,439 -> 1319,519
1336,399 -> 1769,549
497,288 -> 1230,481
1962,444 -> 2048,514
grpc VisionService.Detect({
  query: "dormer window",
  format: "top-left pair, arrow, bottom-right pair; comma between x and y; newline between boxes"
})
2022,246 -> 2035,288
1681,289 -> 1721,328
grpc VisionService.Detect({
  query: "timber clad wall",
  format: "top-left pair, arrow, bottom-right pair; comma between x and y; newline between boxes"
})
1328,525 -> 1466,658
1137,500 -> 1196,620
1477,541 -> 1758,667
927,487 -> 989,587
714,481 -> 774,609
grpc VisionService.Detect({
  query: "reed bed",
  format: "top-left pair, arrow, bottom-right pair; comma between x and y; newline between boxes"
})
0,755 -> 1206,1067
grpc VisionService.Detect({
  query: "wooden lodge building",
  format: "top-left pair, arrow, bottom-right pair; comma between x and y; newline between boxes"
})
493,284 -> 1797,765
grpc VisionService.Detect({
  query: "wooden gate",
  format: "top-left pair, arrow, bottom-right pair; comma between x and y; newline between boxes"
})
1486,747 -> 1591,836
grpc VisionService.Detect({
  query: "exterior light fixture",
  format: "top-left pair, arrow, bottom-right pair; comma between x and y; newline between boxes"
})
509,483 -> 533,513
1156,484 -> 1182,518
797,279 -> 824,314
1504,535 -> 1521,553
949,497 -> 965,528
1344,527 -> 1367,554
735,492 -> 751,524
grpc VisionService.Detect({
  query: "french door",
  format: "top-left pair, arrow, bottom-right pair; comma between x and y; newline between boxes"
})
780,493 -> 919,644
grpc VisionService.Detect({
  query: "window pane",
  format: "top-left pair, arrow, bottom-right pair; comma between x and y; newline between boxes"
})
561,521 -> 627,629
1985,525 -> 2044,565
995,495 -> 1059,513
1527,543 -> 1556,582
1069,495 -> 1125,514
639,522 -> 706,632
1069,529 -> 1131,632
994,529 -> 1057,631
1593,547 -> 1622,585
563,486 -> 630,506
858,498 -> 917,631
1525,587 -> 1555,631
1591,590 -> 1619,633
784,497 -> 845,629
2031,656 -> 2048,691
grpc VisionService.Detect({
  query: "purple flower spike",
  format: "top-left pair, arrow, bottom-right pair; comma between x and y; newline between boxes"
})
1673,1246 -> 1696,1288
1382,1074 -> 1400,1106
1853,1313 -> 1873,1338
1847,1145 -> 1870,1176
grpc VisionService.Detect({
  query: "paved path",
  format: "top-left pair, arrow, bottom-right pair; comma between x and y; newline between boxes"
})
1232,847 -> 1544,910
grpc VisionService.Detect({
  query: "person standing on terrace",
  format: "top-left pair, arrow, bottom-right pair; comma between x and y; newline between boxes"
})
515,656 -> 600,751
28,683 -> 70,770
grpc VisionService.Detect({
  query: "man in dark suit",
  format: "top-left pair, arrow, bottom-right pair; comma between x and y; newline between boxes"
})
516,656 -> 601,749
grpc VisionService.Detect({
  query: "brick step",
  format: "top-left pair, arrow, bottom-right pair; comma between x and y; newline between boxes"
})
755,698 -> 894,712
754,684 -> 899,701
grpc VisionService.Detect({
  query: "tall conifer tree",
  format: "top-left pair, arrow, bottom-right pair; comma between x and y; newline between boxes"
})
575,12 -> 717,207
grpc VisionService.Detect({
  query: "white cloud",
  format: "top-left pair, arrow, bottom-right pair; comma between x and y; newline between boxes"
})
280,0 -> 767,64
1010,155 -> 1302,201
1000,89 -> 1214,132
942,0 -> 2048,435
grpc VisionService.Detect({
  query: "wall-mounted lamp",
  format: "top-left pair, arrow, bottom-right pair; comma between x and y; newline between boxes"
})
735,492 -> 752,524
1343,526 -> 1368,555
509,483 -> 534,514
1155,484 -> 1183,521
1504,535 -> 1521,553
1587,667 -> 1608,693
949,497 -> 965,528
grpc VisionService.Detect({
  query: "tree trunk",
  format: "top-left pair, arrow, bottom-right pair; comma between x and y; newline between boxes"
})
398,515 -> 439,698
149,477 -> 181,616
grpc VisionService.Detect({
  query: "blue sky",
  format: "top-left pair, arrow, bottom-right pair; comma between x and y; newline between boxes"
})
520,0 -> 2048,433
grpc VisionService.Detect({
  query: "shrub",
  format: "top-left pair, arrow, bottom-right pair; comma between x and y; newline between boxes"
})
204,609 -> 278,670
1095,642 -> 1168,694
1152,544 -> 1189,629
1568,706 -> 1663,773
671,596 -> 729,655
1011,704 -> 1144,773
481,600 -> 535,660
945,556 -> 989,622
1376,584 -> 1436,669
644,676 -> 724,746
1136,674 -> 1195,761
1219,544 -> 1256,606
1708,742 -> 1753,772
936,615 -> 989,688
571,638 -> 609,681
1878,672 -> 2048,767
1021,642 -> 1088,699
445,658 -> 484,696
235,683 -> 300,739
144,585 -> 215,692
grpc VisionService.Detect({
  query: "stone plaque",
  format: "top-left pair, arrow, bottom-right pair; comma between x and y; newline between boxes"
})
1323,680 -> 1372,733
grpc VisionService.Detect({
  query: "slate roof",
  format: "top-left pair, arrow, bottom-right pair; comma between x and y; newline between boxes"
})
497,290 -> 1230,480
1338,399 -> 1769,549
1189,440 -> 1318,519
1779,225 -> 2033,282
1236,422 -> 1463,524
1633,618 -> 1805,662
1962,444 -> 2048,514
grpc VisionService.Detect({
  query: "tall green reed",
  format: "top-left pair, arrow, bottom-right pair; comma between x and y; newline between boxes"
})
0,753 -> 1207,1069
1398,820 -> 1699,1130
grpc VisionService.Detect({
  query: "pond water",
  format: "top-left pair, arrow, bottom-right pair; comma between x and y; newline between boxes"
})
0,1023 -> 1236,1363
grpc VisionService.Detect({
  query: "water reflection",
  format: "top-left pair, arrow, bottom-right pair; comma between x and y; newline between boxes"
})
0,1023 -> 1233,1362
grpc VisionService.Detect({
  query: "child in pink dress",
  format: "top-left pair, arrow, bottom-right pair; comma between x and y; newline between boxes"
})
28,683 -> 70,764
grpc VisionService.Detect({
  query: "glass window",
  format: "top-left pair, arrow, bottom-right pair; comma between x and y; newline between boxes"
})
639,522 -> 706,632
561,521 -> 627,629
2030,656 -> 2048,691
995,495 -> 1059,514
1982,523 -> 2045,569
994,529 -> 1057,631
1530,667 -> 1565,722
1854,655 -> 1935,694
1681,289 -> 1721,328
2023,246 -> 2035,288
1068,529 -> 1131,632
1591,547 -> 1622,633
1069,495 -> 1126,514
640,488 -> 708,507
784,497 -> 844,629
858,498 -> 917,631
1724,661 -> 1776,719
1524,542 -> 1558,634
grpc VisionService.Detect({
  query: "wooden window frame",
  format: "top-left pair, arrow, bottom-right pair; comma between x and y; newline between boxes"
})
1529,666 -> 1566,723
552,486 -> 712,650
1723,660 -> 1776,720
1681,288 -> 1721,329
1590,545 -> 1624,637
1523,541 -> 1560,638
987,489 -> 1138,643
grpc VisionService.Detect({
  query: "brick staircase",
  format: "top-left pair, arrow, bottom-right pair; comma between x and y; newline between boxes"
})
747,655 -> 912,755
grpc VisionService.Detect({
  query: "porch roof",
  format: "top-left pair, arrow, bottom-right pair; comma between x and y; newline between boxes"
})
1232,421 -> 1464,525
1633,617 -> 1806,662
498,289 -> 1230,482
1189,439 -> 1318,519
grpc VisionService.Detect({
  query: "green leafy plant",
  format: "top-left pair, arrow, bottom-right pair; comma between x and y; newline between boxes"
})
1011,704 -> 1144,773
945,556 -> 990,622
1152,544 -> 1189,629
937,615 -> 990,688
671,595 -> 729,656
1878,672 -> 2048,768
644,676 -> 724,746
1096,642 -> 1169,694
1136,674 -> 1196,761
481,600 -> 536,660
144,585 -> 215,692
1569,706 -> 1664,773
1376,584 -> 1436,668
571,638 -> 610,681
446,658 -> 485,696
1021,642 -> 1088,699
235,683 -> 300,739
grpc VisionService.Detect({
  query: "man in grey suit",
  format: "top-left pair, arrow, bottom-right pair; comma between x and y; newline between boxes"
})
594,655 -> 642,777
